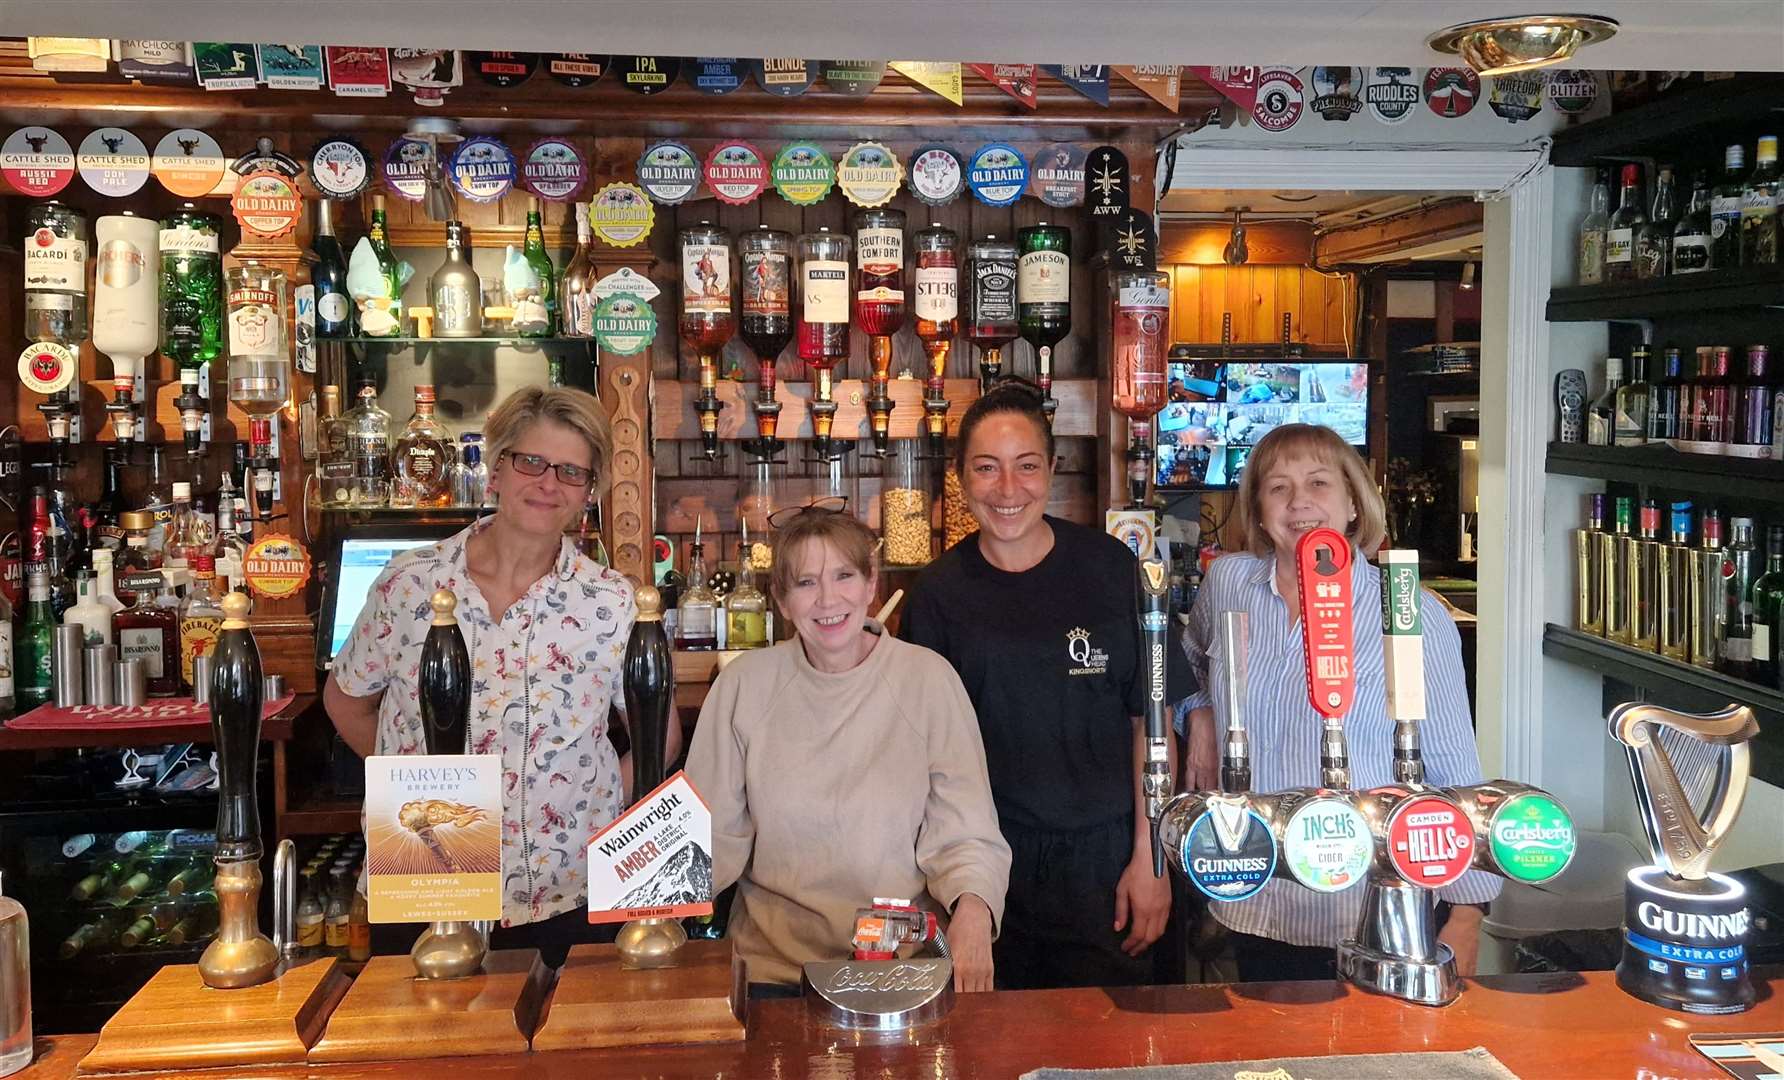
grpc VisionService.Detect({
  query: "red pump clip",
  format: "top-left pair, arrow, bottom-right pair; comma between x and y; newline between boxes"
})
1295,527 -> 1355,722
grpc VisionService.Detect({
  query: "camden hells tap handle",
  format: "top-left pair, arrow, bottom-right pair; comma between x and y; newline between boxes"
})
624,584 -> 677,806
210,591 -> 266,864
418,590 -> 472,756
1138,556 -> 1173,877
1219,610 -> 1252,796
1296,527 -> 1356,790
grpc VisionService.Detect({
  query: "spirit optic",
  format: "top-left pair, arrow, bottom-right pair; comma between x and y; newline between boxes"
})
680,222 -> 736,459
855,208 -> 906,455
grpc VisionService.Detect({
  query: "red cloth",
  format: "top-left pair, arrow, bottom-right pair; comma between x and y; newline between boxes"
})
3,694 -> 297,731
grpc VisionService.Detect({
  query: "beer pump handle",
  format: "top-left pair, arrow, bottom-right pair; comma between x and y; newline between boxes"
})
624,585 -> 677,807
1138,557 -> 1173,878
1380,550 -> 1427,786
1295,528 -> 1356,790
418,591 -> 472,757
1218,610 -> 1251,795
210,591 -> 265,863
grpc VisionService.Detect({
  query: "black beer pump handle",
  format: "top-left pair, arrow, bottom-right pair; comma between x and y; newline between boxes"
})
623,584 -> 676,808
1138,556 -> 1172,879
210,591 -> 266,864
418,590 -> 472,757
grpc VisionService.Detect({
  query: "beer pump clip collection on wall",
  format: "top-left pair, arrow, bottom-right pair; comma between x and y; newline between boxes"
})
1154,529 -> 1580,1007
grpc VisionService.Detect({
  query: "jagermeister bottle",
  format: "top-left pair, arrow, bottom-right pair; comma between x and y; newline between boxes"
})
518,196 -> 557,337
1017,223 -> 1070,414
158,204 -> 223,367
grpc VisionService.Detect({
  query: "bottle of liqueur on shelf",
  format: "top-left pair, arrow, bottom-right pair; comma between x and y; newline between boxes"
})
1613,345 -> 1650,446
1742,135 -> 1780,266
1671,172 -> 1713,275
1722,516 -> 1761,680
24,201 -> 88,343
1634,166 -> 1676,280
680,222 -> 736,459
1603,496 -> 1635,645
1752,524 -> 1784,688
179,556 -> 224,695
317,385 -> 354,508
912,224 -> 960,456
1629,499 -> 1662,651
1731,344 -> 1773,457
346,382 -> 392,508
214,498 -> 248,594
738,226 -> 793,447
159,204 -> 224,454
1711,143 -> 1747,269
390,384 -> 453,508
1586,356 -> 1622,446
796,227 -> 852,460
854,208 -> 907,455
674,533 -> 718,652
1017,223 -> 1071,417
353,194 -> 405,337
1648,348 -> 1685,441
561,202 -> 596,338
1604,164 -> 1645,284
430,220 -> 483,338
113,571 -> 178,696
1574,494 -> 1609,636
508,196 -> 556,337
1576,168 -> 1610,286
310,199 -> 351,338
723,540 -> 769,650
967,235 -> 1019,390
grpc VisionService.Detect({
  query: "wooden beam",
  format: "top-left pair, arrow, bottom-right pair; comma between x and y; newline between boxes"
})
1159,222 -> 1314,266
1315,200 -> 1484,265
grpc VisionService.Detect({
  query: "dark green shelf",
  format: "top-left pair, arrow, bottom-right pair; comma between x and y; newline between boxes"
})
1545,442 -> 1784,506
1545,264 -> 1784,322
1542,623 -> 1784,787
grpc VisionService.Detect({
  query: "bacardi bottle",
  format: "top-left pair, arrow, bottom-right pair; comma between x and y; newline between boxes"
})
24,201 -> 87,344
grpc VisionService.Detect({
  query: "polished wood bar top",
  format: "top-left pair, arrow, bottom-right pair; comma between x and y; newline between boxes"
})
16,969 -> 1780,1079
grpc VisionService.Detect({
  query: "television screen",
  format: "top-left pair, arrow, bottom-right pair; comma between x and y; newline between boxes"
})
1156,359 -> 1370,489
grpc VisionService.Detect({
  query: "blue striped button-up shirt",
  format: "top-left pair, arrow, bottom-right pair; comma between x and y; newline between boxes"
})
1181,549 -> 1501,948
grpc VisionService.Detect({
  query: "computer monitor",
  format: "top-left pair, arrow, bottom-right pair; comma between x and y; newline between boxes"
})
1156,358 -> 1371,490
317,523 -> 464,668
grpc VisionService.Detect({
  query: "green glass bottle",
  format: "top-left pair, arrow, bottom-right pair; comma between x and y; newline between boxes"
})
520,196 -> 557,338
158,204 -> 223,368
366,194 -> 405,337
18,571 -> 54,709
1016,222 -> 1070,414
1751,524 -> 1784,689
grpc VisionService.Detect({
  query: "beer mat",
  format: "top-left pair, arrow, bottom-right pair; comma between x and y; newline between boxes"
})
3,694 -> 297,730
1020,1046 -> 1518,1080
1692,1033 -> 1784,1079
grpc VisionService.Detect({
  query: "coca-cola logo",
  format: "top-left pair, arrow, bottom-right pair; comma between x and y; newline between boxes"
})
823,961 -> 948,994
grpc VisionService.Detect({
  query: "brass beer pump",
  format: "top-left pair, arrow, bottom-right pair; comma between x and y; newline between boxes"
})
614,584 -> 687,968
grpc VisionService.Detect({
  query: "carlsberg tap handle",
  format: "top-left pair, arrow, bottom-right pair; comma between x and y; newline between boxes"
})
1380,550 -> 1427,785
418,590 -> 471,757
1138,556 -> 1172,878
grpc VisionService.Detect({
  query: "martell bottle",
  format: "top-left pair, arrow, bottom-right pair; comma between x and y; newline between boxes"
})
854,208 -> 907,455
680,222 -> 736,459
796,228 -> 851,458
912,225 -> 959,457
391,384 -> 453,508
739,227 -> 793,446
430,221 -> 483,338
561,203 -> 596,338
310,199 -> 351,338
113,571 -> 178,697
1017,223 -> 1071,416
24,201 -> 88,344
1710,143 -> 1747,269
966,234 -> 1018,390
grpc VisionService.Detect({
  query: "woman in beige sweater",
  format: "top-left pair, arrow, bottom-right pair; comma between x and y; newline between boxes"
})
685,508 -> 1010,993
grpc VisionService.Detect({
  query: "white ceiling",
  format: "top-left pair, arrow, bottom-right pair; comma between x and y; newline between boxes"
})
3,0 -> 1781,72
1160,190 -> 1420,219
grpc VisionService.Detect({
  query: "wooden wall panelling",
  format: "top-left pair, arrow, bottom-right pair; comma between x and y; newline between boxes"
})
1165,264 -> 1360,348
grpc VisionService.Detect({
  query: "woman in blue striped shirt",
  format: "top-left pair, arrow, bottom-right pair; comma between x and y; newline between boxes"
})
1182,423 -> 1499,981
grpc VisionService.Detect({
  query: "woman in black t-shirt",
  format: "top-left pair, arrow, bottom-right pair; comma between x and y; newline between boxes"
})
901,381 -> 1196,990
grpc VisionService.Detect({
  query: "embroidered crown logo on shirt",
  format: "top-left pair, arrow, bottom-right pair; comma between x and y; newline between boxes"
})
1065,627 -> 1108,676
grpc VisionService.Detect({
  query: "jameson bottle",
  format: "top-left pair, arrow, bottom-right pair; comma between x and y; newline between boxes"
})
1670,171 -> 1713,275
519,196 -> 557,337
364,194 -> 404,337
967,235 -> 1018,389
310,199 -> 351,338
430,221 -> 483,337
1017,223 -> 1071,414
1604,164 -> 1645,284
25,201 -> 88,344
1710,143 -> 1747,269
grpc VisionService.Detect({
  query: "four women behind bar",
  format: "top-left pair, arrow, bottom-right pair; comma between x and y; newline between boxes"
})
330,383 -> 1514,989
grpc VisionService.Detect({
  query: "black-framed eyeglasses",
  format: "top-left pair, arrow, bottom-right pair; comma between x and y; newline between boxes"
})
766,496 -> 848,529
499,450 -> 594,487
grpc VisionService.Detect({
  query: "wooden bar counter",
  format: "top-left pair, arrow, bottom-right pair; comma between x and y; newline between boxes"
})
13,969 -> 1780,1079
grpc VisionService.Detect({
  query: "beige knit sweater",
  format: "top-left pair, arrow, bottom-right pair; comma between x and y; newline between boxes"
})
686,631 -> 1011,986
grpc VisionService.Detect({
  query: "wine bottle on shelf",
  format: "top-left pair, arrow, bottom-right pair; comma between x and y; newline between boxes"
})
310,199 -> 351,338
1751,525 -> 1784,689
1721,517 -> 1761,680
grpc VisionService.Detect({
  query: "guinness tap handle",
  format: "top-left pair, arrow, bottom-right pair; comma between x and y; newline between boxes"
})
1218,611 -> 1251,795
419,590 -> 472,756
624,585 -> 676,807
1138,557 -> 1173,878
210,591 -> 265,863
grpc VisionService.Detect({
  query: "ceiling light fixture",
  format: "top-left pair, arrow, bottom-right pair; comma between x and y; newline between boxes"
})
1427,14 -> 1618,76
1223,209 -> 1249,266
1459,261 -> 1477,291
